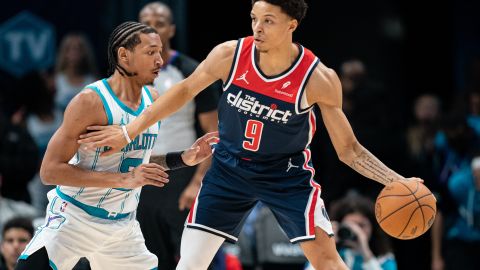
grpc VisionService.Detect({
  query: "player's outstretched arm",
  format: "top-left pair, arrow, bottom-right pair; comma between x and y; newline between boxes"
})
309,64 -> 421,185
77,41 -> 237,155
40,89 -> 169,189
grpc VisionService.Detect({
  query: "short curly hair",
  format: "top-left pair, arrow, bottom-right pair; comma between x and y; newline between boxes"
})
251,0 -> 308,24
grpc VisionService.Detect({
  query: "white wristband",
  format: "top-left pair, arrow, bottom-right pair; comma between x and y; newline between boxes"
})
121,125 -> 132,144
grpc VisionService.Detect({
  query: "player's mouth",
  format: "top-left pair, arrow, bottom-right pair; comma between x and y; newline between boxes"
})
152,69 -> 160,76
254,37 -> 264,44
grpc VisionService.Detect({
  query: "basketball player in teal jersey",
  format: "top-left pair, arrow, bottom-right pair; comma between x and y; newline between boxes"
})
78,1 -> 424,270
16,22 -> 217,270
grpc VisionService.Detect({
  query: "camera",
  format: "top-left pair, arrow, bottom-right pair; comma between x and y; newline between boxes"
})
337,224 -> 358,247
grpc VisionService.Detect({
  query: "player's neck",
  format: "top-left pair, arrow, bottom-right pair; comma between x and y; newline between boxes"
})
256,42 -> 298,77
108,74 -> 143,104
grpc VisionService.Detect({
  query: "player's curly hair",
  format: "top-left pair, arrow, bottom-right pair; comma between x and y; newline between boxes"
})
107,21 -> 157,76
251,0 -> 308,24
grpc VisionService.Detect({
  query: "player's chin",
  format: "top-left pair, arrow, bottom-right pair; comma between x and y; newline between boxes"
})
143,75 -> 156,85
255,44 -> 268,53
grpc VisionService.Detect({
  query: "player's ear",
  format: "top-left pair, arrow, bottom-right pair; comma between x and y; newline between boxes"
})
118,47 -> 129,64
288,19 -> 298,33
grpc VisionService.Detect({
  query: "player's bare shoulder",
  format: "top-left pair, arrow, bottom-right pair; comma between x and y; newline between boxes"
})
65,88 -> 108,126
306,61 -> 342,108
204,40 -> 238,81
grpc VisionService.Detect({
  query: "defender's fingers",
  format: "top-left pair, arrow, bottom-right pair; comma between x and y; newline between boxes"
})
144,163 -> 167,170
100,148 -> 117,156
86,126 -> 110,131
78,134 -> 109,143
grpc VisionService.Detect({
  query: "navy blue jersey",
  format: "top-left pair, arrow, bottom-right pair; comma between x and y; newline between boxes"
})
217,36 -> 320,162
185,37 -> 333,243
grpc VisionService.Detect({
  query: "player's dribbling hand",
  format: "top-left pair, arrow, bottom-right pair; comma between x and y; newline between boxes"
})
404,177 -> 424,183
77,125 -> 127,156
181,131 -> 219,166
122,163 -> 169,189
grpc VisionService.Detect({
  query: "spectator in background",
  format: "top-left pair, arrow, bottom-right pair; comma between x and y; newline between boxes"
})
0,101 -> 39,203
440,151 -> 480,270
405,93 -> 442,194
306,192 -> 396,270
339,59 -> 366,116
406,94 -> 441,165
402,94 -> 442,270
18,72 -> 63,212
0,177 -> 39,241
137,2 -> 219,269
467,89 -> 480,135
54,34 -> 97,111
0,218 -> 34,270
430,112 -> 480,270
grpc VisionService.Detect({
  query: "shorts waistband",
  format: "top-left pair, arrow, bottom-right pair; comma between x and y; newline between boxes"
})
55,187 -> 132,220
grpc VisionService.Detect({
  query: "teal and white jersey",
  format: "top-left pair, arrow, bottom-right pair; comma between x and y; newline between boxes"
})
56,78 -> 159,220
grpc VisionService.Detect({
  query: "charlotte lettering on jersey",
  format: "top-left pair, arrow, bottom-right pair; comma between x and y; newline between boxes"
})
227,91 -> 293,123
121,133 -> 158,152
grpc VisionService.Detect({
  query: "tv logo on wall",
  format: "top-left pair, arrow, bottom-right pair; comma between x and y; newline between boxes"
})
0,11 -> 55,77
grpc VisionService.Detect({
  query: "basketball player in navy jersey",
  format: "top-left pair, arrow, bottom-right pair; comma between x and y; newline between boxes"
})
16,22 -> 217,270
79,1 -> 423,269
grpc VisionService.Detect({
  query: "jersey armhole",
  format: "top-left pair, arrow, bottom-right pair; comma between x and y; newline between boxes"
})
142,86 -> 161,130
86,86 -> 113,125
295,58 -> 320,114
222,38 -> 244,91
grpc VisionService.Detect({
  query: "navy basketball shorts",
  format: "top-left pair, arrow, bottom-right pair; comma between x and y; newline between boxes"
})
185,148 -> 333,243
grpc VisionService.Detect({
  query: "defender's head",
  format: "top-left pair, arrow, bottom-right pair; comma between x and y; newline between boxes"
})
250,0 -> 308,52
108,21 -> 163,85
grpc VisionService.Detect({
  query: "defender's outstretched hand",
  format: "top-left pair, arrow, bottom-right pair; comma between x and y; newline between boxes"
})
78,125 -> 128,156
181,131 -> 219,166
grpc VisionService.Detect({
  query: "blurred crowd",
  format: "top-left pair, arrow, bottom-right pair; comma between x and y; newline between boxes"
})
1,2 -> 480,270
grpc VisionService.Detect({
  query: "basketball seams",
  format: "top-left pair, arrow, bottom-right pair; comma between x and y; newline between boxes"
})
397,199 -> 436,238
397,207 -> 419,238
377,193 -> 432,224
419,204 -> 436,212
398,181 -> 426,233
377,193 -> 418,200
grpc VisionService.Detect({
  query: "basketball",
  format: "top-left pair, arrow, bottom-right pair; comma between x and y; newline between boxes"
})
375,180 -> 436,239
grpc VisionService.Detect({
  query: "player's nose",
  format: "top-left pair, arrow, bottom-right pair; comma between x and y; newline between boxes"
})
156,55 -> 163,68
252,21 -> 263,33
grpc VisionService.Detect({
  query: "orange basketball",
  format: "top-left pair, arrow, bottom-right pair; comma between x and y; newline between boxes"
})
375,180 -> 436,239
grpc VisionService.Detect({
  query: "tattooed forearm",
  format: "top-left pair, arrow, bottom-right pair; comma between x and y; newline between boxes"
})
150,155 -> 169,170
349,149 -> 403,185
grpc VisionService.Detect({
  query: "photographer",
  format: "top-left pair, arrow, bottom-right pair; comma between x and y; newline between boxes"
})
306,192 -> 396,270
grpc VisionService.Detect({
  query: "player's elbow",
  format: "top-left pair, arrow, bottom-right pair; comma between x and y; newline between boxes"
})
337,141 -> 361,165
337,149 -> 353,165
39,161 -> 55,185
